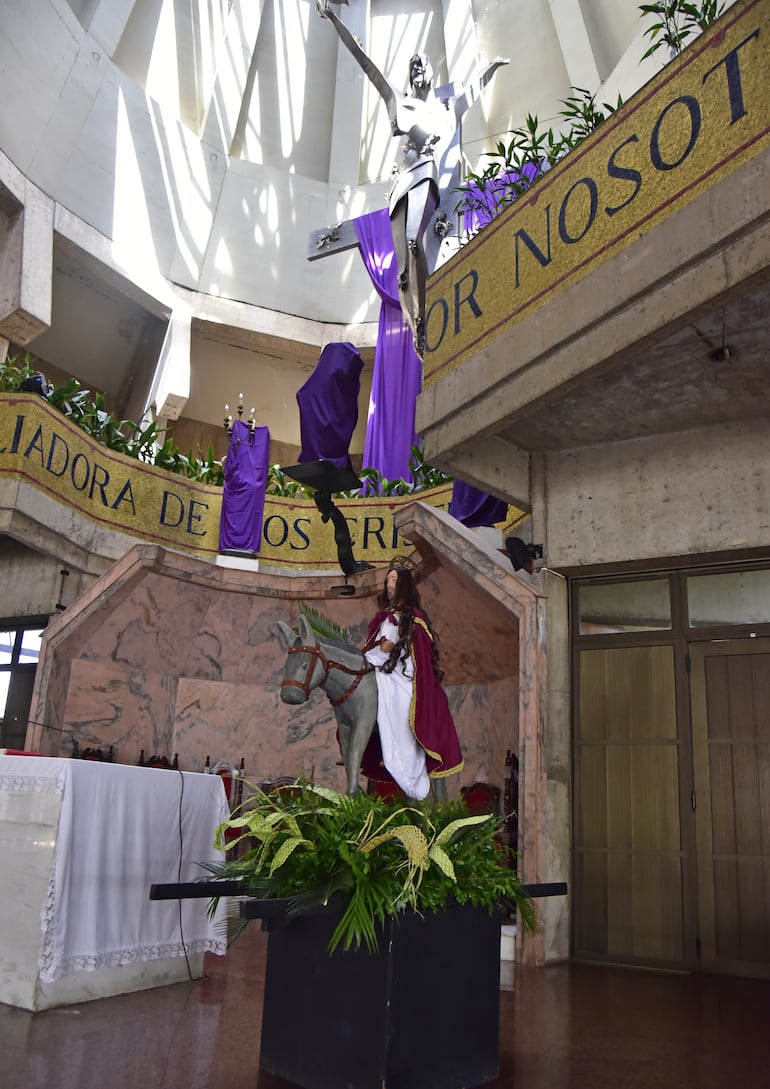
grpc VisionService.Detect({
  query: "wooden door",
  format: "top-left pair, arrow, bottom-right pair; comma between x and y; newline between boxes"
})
574,645 -> 687,966
690,640 -> 770,978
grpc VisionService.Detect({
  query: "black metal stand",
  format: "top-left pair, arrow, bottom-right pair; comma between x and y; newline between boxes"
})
280,460 -> 374,580
148,881 -> 568,1089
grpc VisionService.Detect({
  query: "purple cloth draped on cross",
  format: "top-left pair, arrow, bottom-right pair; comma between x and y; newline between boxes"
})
296,342 -> 363,470
448,480 -> 508,527
438,168 -> 539,526
218,420 -> 270,553
354,209 -> 421,489
461,162 -> 542,236
353,209 -> 506,523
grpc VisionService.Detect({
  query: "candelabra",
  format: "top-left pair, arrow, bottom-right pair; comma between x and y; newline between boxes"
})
223,395 -> 258,437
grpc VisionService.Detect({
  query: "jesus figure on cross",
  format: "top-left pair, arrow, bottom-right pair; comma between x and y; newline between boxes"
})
317,1 -> 508,356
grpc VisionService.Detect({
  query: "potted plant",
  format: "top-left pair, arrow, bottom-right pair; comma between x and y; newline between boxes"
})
206,779 -> 538,1089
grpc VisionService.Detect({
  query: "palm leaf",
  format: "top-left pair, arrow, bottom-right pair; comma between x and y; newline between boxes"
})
269,836 -> 312,875
428,842 -> 456,880
329,874 -> 394,953
298,601 -> 351,643
434,812 -> 496,846
208,782 -> 542,951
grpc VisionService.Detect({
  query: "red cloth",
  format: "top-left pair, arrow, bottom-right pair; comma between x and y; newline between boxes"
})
361,608 -> 463,782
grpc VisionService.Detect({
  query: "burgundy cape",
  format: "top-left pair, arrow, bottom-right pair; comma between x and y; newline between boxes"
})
360,608 -> 463,784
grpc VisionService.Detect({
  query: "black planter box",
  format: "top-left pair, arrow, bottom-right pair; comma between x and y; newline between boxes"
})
243,900 -> 502,1089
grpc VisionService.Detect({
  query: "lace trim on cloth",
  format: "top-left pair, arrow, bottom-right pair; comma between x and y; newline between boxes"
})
38,864 -> 60,982
0,773 -> 64,794
39,937 -> 227,983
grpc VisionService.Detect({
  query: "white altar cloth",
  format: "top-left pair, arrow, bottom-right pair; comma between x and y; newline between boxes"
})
0,756 -> 229,1009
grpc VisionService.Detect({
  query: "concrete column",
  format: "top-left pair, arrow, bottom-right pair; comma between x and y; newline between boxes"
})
201,0 -> 266,156
528,451 -> 570,962
86,0 -> 138,54
516,580 -> 549,967
0,179 -> 53,346
327,0 -> 370,191
547,0 -> 601,91
148,310 -> 192,421
441,0 -> 481,87
540,568 -> 571,961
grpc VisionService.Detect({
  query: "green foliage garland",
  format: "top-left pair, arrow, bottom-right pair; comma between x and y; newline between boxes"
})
1,354 -> 225,485
456,3 -> 727,237
455,89 -> 623,238
0,355 -> 451,496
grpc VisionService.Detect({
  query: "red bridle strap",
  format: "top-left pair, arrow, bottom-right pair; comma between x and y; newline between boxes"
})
282,641 -> 373,707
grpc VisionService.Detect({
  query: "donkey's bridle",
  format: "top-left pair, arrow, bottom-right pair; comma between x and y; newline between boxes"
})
282,642 -> 373,707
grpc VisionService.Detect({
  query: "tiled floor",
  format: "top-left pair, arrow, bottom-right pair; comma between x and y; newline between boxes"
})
2,925 -> 769,1089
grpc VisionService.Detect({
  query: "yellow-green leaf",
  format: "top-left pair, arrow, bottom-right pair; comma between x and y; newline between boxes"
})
428,842 -> 456,881
434,813 -> 495,847
359,829 -> 398,853
307,784 -> 344,803
390,825 -> 430,869
269,836 -> 310,875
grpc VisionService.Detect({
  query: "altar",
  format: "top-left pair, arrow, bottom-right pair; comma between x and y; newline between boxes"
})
0,756 -> 229,1011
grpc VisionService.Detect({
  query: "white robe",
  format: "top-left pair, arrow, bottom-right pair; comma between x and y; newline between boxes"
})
364,615 -> 430,800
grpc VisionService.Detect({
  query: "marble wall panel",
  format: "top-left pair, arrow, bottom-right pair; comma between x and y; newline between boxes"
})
172,677 -> 345,787
78,574 -> 216,675
419,566 -> 521,686
62,659 -> 177,765
449,677 -> 520,790
30,647 -> 72,755
30,536 -> 528,798
167,672 -> 517,794
39,598 -> 521,791
183,595 -> 297,686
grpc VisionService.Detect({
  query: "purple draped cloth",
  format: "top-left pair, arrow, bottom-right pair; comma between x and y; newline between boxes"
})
219,420 -> 270,553
354,209 -> 421,488
448,479 -> 508,527
296,342 -> 363,470
461,162 -> 542,235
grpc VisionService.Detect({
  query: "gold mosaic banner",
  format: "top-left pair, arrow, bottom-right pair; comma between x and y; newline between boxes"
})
0,394 -> 223,555
0,395 -> 521,567
424,0 -> 769,383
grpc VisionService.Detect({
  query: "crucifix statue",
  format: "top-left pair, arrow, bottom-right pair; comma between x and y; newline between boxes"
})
313,1 -> 508,356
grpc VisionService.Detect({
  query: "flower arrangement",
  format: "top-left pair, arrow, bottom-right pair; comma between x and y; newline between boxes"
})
207,778 -> 538,953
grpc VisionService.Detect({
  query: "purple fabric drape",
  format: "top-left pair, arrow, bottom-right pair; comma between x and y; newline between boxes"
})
448,479 -> 508,527
461,162 -> 542,235
219,420 -> 270,553
354,209 -> 421,488
296,342 -> 363,470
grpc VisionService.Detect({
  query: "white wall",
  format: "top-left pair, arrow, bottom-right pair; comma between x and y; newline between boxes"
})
0,0 -> 655,332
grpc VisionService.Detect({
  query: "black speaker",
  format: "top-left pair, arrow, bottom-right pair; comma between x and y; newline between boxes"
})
504,536 -> 538,570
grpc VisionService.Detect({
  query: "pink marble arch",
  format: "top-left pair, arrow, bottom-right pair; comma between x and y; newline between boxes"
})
27,502 -> 548,963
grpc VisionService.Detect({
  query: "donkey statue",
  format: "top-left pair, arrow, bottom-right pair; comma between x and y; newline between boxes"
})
276,614 -> 377,797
